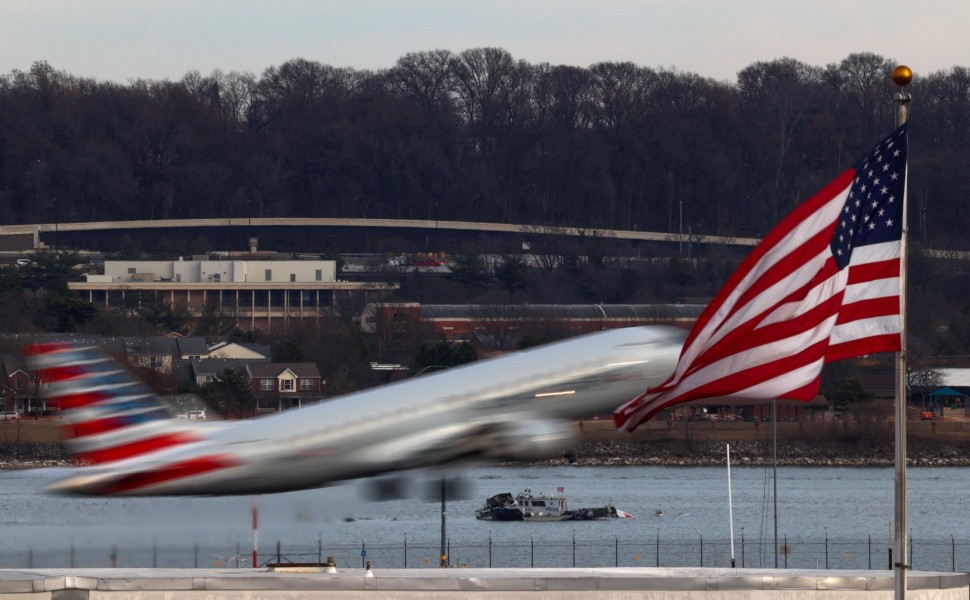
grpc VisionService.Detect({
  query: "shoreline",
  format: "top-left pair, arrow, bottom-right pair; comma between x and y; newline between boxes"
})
6,439 -> 970,470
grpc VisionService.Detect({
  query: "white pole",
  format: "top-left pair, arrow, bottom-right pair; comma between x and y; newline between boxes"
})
892,65 -> 912,600
727,443 -> 736,568
252,499 -> 259,568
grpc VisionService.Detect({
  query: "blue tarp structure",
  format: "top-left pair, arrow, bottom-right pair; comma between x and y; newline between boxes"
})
930,387 -> 968,416
930,387 -> 966,397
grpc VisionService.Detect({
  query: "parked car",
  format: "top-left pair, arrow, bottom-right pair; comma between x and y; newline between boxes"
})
0,411 -> 21,420
177,410 -> 206,420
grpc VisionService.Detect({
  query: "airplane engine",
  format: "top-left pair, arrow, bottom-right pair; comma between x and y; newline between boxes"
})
486,418 -> 581,462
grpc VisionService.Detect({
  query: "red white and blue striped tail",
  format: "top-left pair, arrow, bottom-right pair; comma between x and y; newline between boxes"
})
25,342 -> 203,466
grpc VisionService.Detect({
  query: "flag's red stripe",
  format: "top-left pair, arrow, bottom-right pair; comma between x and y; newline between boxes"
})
847,258 -> 899,285
49,390 -> 113,410
825,334 -> 901,363
835,296 -> 899,325
100,454 -> 239,494
75,431 -> 199,464
36,365 -> 88,383
777,378 -> 822,402
24,343 -> 74,356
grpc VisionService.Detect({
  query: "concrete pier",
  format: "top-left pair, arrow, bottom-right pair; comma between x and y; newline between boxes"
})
0,567 -> 967,599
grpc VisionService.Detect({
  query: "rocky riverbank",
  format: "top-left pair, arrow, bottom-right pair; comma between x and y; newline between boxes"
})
7,438 -> 970,470
0,444 -> 71,469
561,439 -> 970,467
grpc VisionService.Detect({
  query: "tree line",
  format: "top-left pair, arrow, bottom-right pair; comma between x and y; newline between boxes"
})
1,51 -> 968,248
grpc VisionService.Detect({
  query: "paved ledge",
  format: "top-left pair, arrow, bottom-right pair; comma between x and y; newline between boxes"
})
0,567 -> 967,598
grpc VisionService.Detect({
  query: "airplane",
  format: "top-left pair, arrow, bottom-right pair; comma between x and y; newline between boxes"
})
25,326 -> 684,496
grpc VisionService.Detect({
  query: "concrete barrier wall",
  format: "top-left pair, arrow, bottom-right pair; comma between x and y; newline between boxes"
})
1,567 -> 968,599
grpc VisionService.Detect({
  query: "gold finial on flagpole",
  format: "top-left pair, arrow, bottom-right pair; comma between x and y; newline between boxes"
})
892,65 -> 912,88
893,66 -> 912,126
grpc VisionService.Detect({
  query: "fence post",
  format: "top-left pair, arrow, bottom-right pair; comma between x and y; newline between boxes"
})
952,535 -> 956,572
615,535 -> 618,568
318,534 -> 322,564
488,531 -> 492,568
530,536 -> 534,568
784,535 -> 788,569
276,540 -> 280,564
868,535 -> 871,570
656,529 -> 660,567
824,527 -> 829,569
741,528 -> 744,568
572,530 -> 576,568
153,538 -> 158,568
699,534 -> 703,567
404,534 -> 407,569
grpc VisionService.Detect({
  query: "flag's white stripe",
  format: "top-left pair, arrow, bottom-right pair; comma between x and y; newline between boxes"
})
843,277 -> 898,304
847,240 -> 900,265
68,405 -> 165,427
64,394 -> 158,423
831,316 -> 900,346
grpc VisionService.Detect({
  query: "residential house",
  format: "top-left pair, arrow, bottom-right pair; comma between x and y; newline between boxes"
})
1,358 -> 36,414
246,363 -> 324,412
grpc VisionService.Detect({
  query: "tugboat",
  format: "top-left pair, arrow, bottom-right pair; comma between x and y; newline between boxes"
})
475,487 -> 631,521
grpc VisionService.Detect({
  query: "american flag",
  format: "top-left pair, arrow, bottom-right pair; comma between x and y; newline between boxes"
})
615,125 -> 908,432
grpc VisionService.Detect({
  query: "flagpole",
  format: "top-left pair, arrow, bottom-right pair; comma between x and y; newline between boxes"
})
892,64 -> 912,600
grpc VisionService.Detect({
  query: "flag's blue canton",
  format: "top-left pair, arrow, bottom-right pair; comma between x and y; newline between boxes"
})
830,124 -> 908,270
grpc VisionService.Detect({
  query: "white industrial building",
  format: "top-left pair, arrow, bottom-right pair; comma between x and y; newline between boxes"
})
71,259 -> 395,331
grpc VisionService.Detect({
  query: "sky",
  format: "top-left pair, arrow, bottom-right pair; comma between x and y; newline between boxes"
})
2,0 -> 968,84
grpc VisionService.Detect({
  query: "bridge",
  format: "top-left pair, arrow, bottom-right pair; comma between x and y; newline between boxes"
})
0,218 -> 761,251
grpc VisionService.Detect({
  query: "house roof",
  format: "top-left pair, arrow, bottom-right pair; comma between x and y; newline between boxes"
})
191,358 -> 267,377
124,337 -> 177,355
175,336 -> 209,356
247,363 -> 322,378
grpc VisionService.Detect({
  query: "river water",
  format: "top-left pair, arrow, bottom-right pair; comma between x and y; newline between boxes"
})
1,464 -> 967,571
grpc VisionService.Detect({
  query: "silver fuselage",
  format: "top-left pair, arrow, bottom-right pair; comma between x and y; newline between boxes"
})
51,326 -> 684,495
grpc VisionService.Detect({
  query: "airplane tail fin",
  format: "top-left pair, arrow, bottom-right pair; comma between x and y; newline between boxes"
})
25,342 -> 203,466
